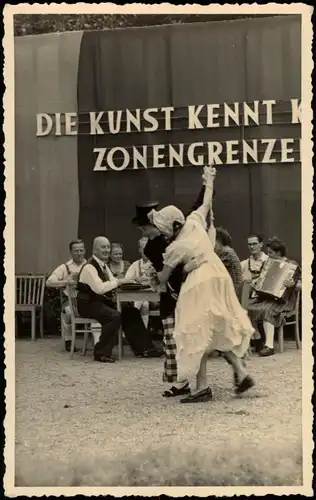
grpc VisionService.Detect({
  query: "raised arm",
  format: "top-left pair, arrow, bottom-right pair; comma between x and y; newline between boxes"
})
194,166 -> 216,222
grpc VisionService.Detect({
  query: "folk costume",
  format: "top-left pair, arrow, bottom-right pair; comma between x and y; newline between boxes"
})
132,202 -> 190,396
149,205 -> 255,384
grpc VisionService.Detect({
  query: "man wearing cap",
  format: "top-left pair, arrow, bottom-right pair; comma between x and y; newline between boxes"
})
132,188 -> 206,397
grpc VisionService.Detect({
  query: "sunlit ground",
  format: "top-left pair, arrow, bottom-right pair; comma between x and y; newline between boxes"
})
15,337 -> 302,487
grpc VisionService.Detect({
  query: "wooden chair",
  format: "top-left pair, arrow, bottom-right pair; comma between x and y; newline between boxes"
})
15,275 -> 46,340
241,280 -> 252,310
66,283 -> 96,359
277,289 -> 301,353
58,289 -> 64,339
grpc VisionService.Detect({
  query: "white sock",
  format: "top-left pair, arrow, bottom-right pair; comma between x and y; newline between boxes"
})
91,323 -> 101,345
63,322 -> 72,342
141,315 -> 149,329
263,321 -> 275,349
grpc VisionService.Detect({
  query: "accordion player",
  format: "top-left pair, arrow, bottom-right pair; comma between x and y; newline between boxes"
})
253,258 -> 300,300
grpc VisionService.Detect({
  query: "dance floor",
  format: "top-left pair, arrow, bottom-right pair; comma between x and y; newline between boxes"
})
14,337 -> 302,486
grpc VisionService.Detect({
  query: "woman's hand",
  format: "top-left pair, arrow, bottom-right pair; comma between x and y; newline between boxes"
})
284,278 -> 295,288
184,254 -> 206,273
157,271 -> 164,283
157,265 -> 173,285
202,165 -> 216,186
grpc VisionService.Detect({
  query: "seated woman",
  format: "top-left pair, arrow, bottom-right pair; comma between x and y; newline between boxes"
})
247,237 -> 301,357
125,237 -> 159,328
108,241 -> 162,358
148,166 -> 255,403
214,227 -> 243,301
108,243 -> 131,278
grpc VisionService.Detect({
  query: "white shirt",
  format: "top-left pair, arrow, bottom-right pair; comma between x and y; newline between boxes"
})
46,259 -> 86,283
125,258 -> 153,282
241,252 -> 268,282
78,255 -> 118,295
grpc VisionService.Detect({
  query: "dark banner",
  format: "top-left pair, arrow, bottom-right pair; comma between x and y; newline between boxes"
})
77,16 -> 301,261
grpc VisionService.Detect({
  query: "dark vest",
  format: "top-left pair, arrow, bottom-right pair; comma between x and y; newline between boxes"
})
77,257 -> 116,307
144,235 -> 186,319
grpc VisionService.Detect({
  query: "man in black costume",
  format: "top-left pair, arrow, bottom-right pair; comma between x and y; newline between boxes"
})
132,186 -> 206,396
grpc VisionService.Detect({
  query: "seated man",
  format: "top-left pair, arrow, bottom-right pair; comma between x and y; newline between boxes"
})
241,234 -> 268,286
77,236 -> 162,363
240,233 -> 268,349
125,236 -> 159,328
46,239 -> 86,352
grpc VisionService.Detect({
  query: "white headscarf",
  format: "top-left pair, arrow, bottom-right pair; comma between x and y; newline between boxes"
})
148,205 -> 186,238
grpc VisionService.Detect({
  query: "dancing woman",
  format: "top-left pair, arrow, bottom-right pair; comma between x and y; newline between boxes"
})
148,166 -> 255,403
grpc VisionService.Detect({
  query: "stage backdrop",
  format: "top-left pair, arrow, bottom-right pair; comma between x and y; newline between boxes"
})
15,15 -> 301,274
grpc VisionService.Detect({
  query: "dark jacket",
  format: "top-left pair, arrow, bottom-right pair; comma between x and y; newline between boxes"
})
144,186 -> 206,319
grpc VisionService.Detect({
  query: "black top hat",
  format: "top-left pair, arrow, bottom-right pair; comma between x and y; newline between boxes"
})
132,201 -> 159,226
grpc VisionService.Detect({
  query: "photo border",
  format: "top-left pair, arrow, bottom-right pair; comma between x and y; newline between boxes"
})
3,3 -> 314,496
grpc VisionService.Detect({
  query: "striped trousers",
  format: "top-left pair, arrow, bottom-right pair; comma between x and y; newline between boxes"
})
161,316 -> 178,383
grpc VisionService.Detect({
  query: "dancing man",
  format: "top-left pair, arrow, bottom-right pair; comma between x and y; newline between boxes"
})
132,202 -> 191,397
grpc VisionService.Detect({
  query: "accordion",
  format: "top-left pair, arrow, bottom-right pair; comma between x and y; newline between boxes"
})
253,258 -> 299,300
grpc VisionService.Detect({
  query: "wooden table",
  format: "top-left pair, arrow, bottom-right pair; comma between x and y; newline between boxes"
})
116,288 -> 160,360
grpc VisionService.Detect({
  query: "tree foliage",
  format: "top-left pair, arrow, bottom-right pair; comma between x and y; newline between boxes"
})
14,13 -> 278,36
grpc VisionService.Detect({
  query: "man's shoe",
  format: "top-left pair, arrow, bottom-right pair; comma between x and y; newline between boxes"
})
259,346 -> 275,357
142,348 -> 164,358
235,375 -> 255,395
180,387 -> 213,404
94,354 -> 116,363
65,341 -> 78,353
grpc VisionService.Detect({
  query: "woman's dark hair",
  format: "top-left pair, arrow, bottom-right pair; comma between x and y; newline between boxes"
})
69,239 -> 84,251
216,227 -> 233,247
173,221 -> 184,233
111,242 -> 124,253
266,237 -> 287,257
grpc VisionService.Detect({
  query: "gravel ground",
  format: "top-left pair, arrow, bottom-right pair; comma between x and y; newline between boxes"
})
15,337 -> 302,485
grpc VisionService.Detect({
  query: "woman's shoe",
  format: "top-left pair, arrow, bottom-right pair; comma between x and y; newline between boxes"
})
180,387 -> 213,403
235,375 -> 255,395
162,383 -> 191,397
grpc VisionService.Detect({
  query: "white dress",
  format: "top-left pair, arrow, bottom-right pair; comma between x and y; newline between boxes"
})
163,211 -> 254,381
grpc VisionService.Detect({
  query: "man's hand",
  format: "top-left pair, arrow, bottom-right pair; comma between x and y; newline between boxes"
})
117,277 -> 134,286
284,278 -> 295,288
